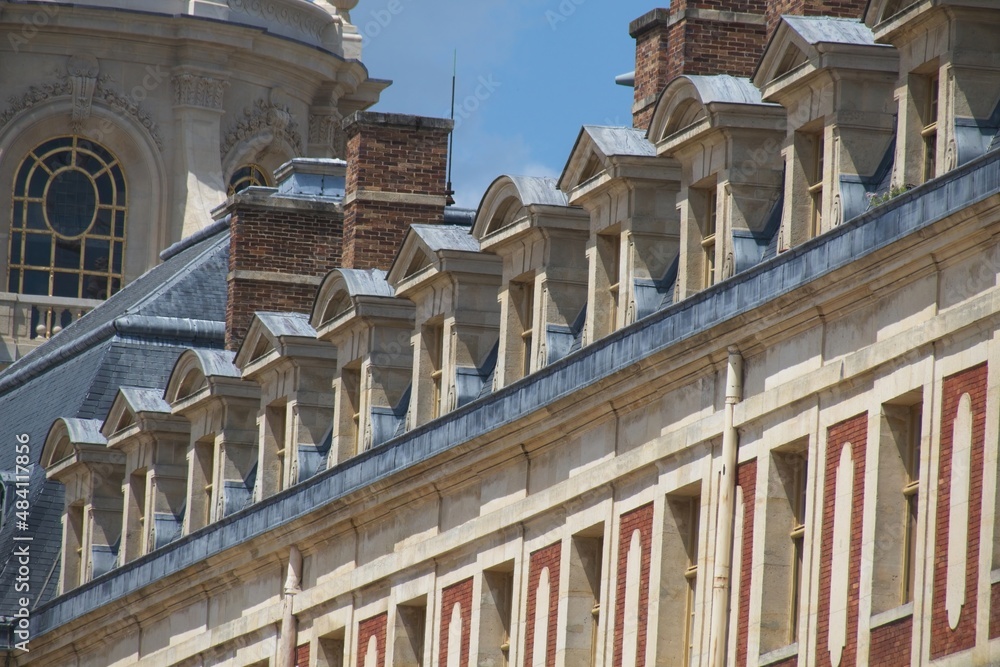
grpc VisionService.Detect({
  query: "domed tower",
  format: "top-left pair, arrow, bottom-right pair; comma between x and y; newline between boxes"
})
0,0 -> 386,363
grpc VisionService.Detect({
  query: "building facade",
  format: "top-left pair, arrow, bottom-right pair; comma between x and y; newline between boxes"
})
3,0 -> 1000,666
0,0 -> 385,364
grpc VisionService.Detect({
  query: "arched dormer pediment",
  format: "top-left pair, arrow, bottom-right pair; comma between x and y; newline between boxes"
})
311,268 -> 393,329
41,418 -> 108,473
164,349 -> 240,405
101,387 -> 172,439
558,126 -> 656,193
472,175 -> 567,240
234,311 -> 318,370
648,75 -> 767,145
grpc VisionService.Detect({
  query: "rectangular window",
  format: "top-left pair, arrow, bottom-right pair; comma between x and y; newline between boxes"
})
658,491 -> 702,665
125,469 -> 147,561
512,278 -> 535,377
922,73 -> 939,182
788,455 -> 808,642
425,322 -> 445,419
394,598 -> 427,667
684,498 -> 700,666
902,404 -> 922,603
481,565 -> 515,667
264,402 -> 287,495
873,396 -> 923,614
760,443 -> 809,655
597,231 -> 621,334
809,132 -> 825,237
342,365 -> 362,454
192,437 -> 216,530
702,189 -> 718,288
318,629 -> 345,667
569,529 -> 605,666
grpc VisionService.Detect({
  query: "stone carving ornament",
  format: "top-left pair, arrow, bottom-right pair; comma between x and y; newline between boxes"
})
173,73 -> 229,110
221,93 -> 303,157
0,57 -> 164,150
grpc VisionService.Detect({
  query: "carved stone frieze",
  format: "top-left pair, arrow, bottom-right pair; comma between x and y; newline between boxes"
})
227,0 -> 326,39
0,72 -> 163,150
308,111 -> 345,157
173,73 -> 229,110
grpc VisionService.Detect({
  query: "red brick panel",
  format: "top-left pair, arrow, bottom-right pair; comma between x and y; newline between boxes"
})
735,459 -> 758,667
764,0 -> 867,39
438,578 -> 473,667
816,413 -> 868,667
524,542 -> 561,667
612,503 -> 654,667
931,363 -> 988,659
990,583 -> 1000,639
356,612 -> 388,667
868,616 -> 912,667
226,206 -> 343,350
295,642 -> 310,667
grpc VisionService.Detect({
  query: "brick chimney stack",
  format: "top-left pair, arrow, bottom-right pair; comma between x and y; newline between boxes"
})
630,2 -> 769,130
764,0 -> 868,40
341,112 -> 453,270
220,159 -> 347,351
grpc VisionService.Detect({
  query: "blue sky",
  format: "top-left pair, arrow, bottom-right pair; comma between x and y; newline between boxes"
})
360,0 -> 656,208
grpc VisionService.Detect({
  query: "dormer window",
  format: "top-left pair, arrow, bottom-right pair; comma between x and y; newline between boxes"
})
922,72 -> 939,182
809,132 -> 825,238
596,230 -> 622,336
425,321 -> 445,419
514,277 -> 535,377
701,188 -> 718,288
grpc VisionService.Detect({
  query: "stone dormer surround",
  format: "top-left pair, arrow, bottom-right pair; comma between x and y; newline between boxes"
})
312,269 -> 414,460
41,418 -> 123,593
102,387 -> 190,563
165,349 -> 260,533
650,75 -> 786,298
559,126 -> 682,343
473,176 -> 590,388
236,312 -> 337,498
865,1 -> 1000,186
387,225 -> 502,427
754,16 -> 899,248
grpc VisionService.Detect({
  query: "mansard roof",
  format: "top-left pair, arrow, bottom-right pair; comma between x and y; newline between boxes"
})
0,222 -> 228,619
472,175 -> 572,240
558,126 -> 657,192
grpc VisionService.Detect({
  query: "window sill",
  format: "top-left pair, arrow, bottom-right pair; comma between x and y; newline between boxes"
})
760,642 -> 798,666
871,602 -> 913,629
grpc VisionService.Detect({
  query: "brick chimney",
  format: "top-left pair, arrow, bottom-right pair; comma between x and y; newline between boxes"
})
341,112 -> 453,270
630,2 -> 769,130
219,158 -> 347,351
765,0 -> 868,40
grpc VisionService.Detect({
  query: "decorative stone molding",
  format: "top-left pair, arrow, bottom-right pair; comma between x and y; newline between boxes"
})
221,97 -> 303,157
308,111 -> 346,157
227,0 -> 326,39
0,73 -> 163,150
68,55 -> 100,132
831,192 -> 843,228
173,73 -> 229,111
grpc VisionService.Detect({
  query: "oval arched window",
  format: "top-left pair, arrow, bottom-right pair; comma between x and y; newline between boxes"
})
8,136 -> 126,299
